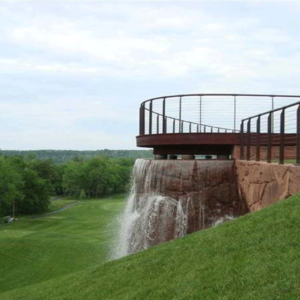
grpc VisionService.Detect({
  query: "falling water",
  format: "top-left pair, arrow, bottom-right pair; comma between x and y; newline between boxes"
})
112,158 -> 244,259
112,159 -> 189,259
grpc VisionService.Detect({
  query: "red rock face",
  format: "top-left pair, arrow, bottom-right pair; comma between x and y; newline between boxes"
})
235,160 -> 300,211
122,159 -> 248,256
114,159 -> 300,258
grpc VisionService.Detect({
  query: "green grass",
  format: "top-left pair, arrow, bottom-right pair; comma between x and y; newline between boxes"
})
48,198 -> 77,212
0,194 -> 125,295
2,194 -> 300,300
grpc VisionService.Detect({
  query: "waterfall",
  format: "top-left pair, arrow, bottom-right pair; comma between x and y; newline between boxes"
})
112,158 -> 244,259
112,159 -> 189,259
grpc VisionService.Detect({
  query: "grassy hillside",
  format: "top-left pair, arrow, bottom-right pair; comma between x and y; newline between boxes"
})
2,194 -> 300,299
0,195 -> 125,294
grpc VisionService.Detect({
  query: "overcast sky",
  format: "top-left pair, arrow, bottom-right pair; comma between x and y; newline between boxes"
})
1,1 -> 300,150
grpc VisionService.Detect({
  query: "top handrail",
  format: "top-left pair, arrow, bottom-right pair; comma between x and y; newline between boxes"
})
242,100 -> 300,121
141,93 -> 300,105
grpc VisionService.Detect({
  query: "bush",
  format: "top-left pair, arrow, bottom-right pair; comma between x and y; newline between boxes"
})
79,189 -> 87,200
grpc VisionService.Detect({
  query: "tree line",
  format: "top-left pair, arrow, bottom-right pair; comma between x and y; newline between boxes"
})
0,149 -> 152,163
0,155 -> 134,217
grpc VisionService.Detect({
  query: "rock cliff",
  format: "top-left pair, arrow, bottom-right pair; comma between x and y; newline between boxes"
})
114,159 -> 300,258
115,159 -> 247,257
235,160 -> 300,211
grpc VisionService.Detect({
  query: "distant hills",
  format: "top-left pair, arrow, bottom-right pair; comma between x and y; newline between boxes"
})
0,149 -> 153,163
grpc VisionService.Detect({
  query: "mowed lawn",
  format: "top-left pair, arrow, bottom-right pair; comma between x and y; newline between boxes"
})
2,194 -> 300,300
0,195 -> 125,294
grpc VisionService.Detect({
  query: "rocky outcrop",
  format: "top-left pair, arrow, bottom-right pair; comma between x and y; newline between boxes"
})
115,159 -> 300,258
136,159 -> 247,230
235,160 -> 300,211
116,159 -> 248,257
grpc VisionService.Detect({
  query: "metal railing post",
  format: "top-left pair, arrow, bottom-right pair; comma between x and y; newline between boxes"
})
156,115 -> 159,134
139,104 -> 145,135
297,105 -> 300,165
279,108 -> 285,164
234,96 -> 237,132
267,112 -> 272,163
247,118 -> 251,160
240,121 -> 244,160
189,122 -> 192,133
271,96 -> 274,133
149,100 -> 153,135
162,98 -> 166,133
199,96 -> 202,126
256,116 -> 261,161
173,119 -> 175,133
179,97 -> 182,125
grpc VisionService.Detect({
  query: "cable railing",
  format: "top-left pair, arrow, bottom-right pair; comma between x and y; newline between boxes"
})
139,94 -> 300,136
240,101 -> 300,164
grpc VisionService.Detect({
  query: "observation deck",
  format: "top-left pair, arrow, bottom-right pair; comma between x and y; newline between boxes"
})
136,93 -> 300,163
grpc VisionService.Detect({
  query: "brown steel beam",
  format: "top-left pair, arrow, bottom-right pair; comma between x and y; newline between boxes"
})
153,145 -> 233,155
136,133 -> 298,148
137,133 -> 240,147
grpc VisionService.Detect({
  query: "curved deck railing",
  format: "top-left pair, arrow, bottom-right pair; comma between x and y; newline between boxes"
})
240,100 -> 300,164
139,94 -> 300,136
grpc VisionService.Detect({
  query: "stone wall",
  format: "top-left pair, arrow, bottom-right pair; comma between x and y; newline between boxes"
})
134,159 -> 247,232
119,159 -> 300,255
235,160 -> 300,212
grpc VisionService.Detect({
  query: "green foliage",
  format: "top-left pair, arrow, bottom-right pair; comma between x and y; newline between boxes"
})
79,189 -> 87,200
62,156 -> 133,199
0,156 -> 51,216
0,149 -> 153,163
62,161 -> 81,197
0,154 -> 134,216
0,157 -> 23,216
18,168 -> 51,214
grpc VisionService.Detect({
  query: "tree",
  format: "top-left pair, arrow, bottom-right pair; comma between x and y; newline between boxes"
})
0,157 -> 23,216
79,189 -> 87,200
18,168 -> 51,214
62,161 -> 82,197
0,154 -> 135,217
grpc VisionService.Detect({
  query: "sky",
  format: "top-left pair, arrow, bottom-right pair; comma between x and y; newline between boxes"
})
1,0 -> 300,150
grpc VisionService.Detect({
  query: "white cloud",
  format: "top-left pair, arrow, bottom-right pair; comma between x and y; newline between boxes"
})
0,129 -> 134,150
0,98 -> 132,125
0,1 -> 300,149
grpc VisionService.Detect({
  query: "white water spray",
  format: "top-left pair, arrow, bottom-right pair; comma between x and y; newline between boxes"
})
112,159 -> 189,259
